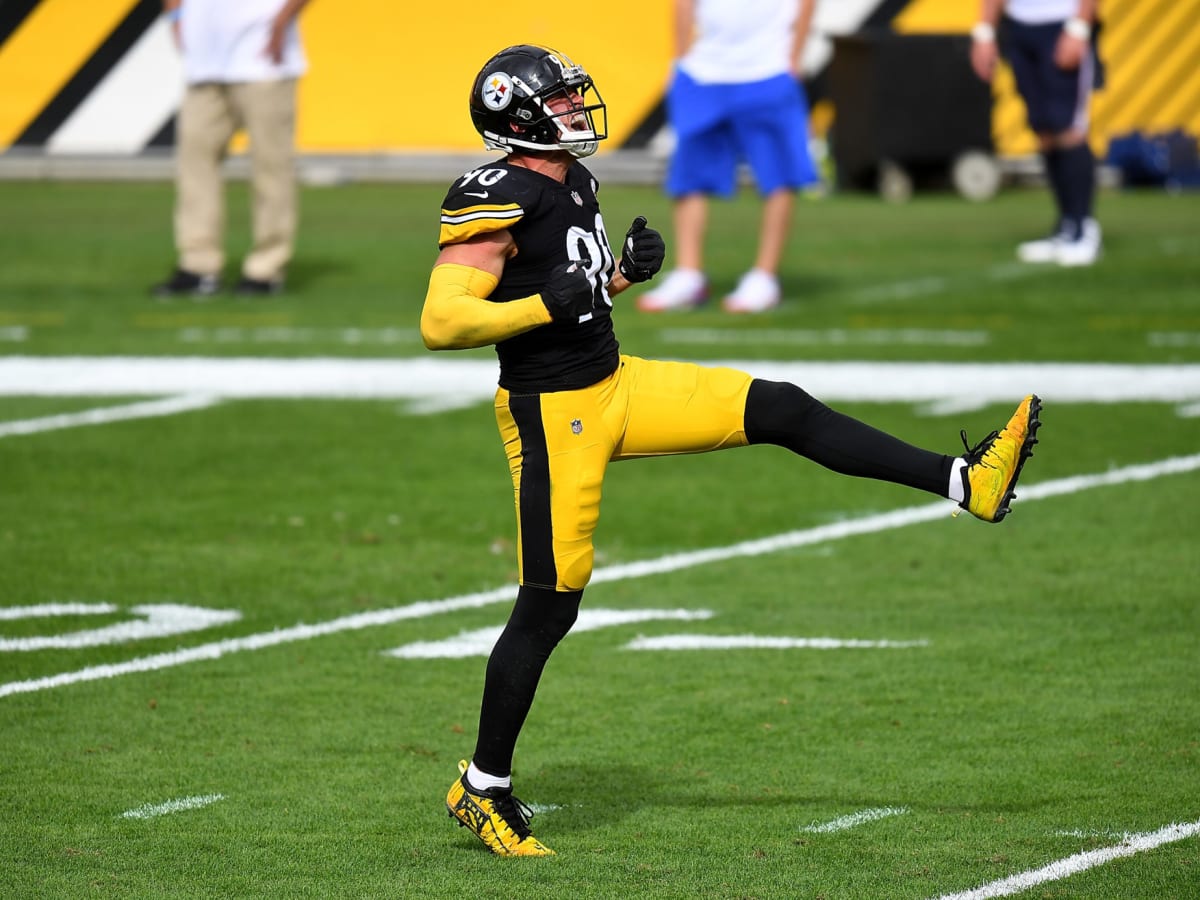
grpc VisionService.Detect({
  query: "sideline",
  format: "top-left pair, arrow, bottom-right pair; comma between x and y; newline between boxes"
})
3,451 -> 1199,700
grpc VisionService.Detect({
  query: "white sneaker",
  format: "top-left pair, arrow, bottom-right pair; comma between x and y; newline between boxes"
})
1055,218 -> 1102,267
722,269 -> 781,313
1016,226 -> 1069,263
636,268 -> 707,312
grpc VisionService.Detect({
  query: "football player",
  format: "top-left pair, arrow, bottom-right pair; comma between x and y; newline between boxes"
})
423,44 -> 1042,857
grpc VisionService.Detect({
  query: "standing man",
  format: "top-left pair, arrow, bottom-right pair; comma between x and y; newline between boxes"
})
427,43 -> 1041,857
970,0 -> 1103,267
637,0 -> 819,314
153,0 -> 311,299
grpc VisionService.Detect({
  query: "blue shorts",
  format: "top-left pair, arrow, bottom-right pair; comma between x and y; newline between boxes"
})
1001,17 -> 1103,135
665,69 -> 817,198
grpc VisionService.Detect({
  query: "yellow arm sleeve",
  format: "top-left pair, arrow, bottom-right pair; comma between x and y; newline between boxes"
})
420,263 -> 553,350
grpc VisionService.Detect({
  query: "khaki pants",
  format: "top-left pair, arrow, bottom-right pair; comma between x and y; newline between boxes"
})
175,78 -> 297,282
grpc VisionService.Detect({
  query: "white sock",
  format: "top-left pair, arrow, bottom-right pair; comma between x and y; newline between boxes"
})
467,762 -> 511,791
948,457 -> 967,503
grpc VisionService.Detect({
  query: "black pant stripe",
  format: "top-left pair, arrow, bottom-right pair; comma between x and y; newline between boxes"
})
509,394 -> 556,587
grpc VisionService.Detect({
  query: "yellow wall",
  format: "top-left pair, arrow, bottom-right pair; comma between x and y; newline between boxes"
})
296,1 -> 674,152
3,0 -> 1196,157
894,0 -> 1200,157
0,0 -> 137,146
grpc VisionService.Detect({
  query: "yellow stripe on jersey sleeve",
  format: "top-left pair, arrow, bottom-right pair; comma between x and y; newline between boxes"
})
439,202 -> 525,245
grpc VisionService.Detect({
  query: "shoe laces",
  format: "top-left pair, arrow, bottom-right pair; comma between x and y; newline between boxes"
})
960,428 -> 999,467
490,790 -> 535,841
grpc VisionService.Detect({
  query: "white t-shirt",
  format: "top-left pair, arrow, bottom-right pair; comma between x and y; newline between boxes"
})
1004,0 -> 1080,25
180,0 -> 307,84
678,0 -> 800,84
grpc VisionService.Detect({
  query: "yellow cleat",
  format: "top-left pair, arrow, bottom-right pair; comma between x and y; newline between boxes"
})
446,760 -> 554,857
958,395 -> 1042,523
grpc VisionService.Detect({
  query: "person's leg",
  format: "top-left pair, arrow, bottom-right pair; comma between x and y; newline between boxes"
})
611,356 -> 752,459
449,580 -> 577,858
475,385 -> 612,776
723,75 -> 814,312
1038,137 -> 1067,231
752,188 -> 794,275
639,75 -> 735,311
175,83 -> 237,279
743,379 -> 1041,522
637,190 -> 709,310
611,358 -> 1037,523
1054,134 -> 1095,228
232,78 -> 297,286
448,381 -> 617,856
743,380 -> 953,495
1004,19 -> 1097,263
672,193 -> 708,272
1038,33 -> 1100,264
471,585 -> 581,779
1003,20 -> 1067,255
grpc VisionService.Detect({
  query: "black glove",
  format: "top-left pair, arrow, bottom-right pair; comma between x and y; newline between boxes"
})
618,216 -> 665,283
540,262 -> 594,322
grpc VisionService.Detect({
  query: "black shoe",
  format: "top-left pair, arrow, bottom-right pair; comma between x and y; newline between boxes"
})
234,276 -> 284,296
153,268 -> 221,299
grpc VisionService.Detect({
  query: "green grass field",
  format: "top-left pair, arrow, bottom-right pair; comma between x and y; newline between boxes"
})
1,178 -> 1198,899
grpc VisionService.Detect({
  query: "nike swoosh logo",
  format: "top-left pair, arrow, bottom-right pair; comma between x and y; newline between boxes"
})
464,191 -> 489,199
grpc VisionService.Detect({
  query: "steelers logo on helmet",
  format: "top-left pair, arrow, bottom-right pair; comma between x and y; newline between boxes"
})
482,72 -> 514,111
469,45 -> 609,158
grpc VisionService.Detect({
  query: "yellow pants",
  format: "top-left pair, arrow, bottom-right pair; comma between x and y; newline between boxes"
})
495,355 -> 753,591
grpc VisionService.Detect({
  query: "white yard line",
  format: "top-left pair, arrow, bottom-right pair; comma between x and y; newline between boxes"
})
931,819 -> 1200,899
802,807 -> 910,833
0,395 -> 219,438
2,452 -> 1198,700
0,604 -> 241,651
120,794 -> 226,820
1,358 -> 1199,408
0,603 -> 117,619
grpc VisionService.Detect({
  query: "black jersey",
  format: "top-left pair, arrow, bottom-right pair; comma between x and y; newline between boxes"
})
439,160 -> 621,393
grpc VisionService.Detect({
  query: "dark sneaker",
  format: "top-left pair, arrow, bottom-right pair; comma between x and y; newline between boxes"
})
234,276 -> 284,296
152,268 -> 221,299
958,395 -> 1042,523
446,759 -> 553,856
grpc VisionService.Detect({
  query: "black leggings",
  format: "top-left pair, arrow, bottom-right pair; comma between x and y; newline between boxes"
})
473,585 -> 581,777
743,379 -> 953,497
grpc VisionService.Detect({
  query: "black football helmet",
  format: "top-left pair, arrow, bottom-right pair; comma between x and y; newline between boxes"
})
470,45 -> 608,158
